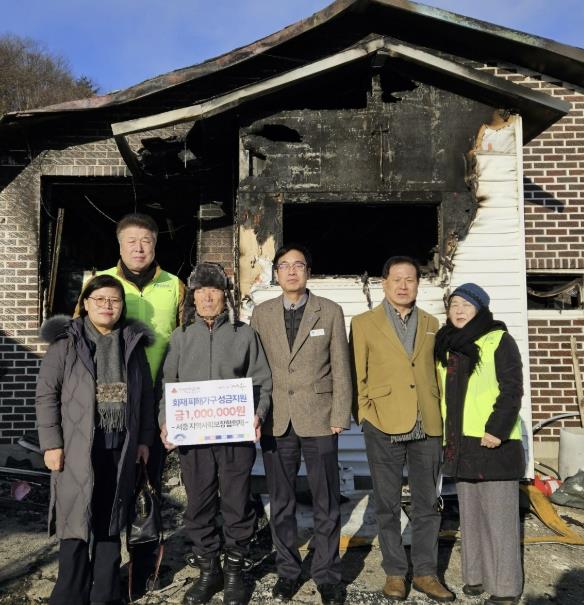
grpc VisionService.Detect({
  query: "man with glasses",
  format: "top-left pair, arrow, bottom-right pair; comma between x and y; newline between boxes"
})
77,212 -> 185,596
250,244 -> 352,605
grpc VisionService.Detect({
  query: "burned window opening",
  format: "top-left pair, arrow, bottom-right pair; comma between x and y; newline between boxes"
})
282,202 -> 438,277
40,178 -> 198,316
527,274 -> 584,310
249,124 -> 302,142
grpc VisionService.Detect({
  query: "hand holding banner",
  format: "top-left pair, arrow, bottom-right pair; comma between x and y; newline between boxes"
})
165,378 -> 255,446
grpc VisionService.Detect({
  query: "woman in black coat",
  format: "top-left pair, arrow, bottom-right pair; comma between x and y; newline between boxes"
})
36,274 -> 155,605
435,283 -> 525,605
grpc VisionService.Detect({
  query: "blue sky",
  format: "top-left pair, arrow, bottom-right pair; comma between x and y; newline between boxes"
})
1,0 -> 582,94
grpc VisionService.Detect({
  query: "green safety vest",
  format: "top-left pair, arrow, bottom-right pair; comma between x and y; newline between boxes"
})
436,329 -> 522,440
98,264 -> 182,381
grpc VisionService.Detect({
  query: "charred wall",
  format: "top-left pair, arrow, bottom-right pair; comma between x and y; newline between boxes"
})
237,60 -> 494,288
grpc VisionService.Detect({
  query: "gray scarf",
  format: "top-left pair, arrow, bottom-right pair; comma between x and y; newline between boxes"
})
83,316 -> 127,432
383,299 -> 417,358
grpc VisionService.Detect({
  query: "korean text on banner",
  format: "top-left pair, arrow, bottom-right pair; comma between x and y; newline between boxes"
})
165,377 -> 255,446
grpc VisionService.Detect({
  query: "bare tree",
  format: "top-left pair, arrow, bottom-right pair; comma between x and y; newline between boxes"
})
0,34 -> 98,115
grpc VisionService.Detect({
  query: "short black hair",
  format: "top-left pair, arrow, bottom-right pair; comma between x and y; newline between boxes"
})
381,256 -> 421,280
79,275 -> 126,322
273,243 -> 313,270
116,213 -> 159,240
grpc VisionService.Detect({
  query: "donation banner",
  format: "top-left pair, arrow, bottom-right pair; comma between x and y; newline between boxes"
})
165,377 -> 255,445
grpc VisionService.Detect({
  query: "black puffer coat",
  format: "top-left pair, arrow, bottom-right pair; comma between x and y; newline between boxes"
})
35,315 -> 155,540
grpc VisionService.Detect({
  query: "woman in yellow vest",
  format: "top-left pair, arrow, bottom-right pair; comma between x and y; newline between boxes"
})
435,283 -> 524,605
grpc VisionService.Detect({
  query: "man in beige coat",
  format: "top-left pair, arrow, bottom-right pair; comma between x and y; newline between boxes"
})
350,256 -> 454,603
251,244 -> 352,605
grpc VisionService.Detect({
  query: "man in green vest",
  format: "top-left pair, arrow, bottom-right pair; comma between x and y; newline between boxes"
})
82,213 -> 185,596
97,213 -> 185,381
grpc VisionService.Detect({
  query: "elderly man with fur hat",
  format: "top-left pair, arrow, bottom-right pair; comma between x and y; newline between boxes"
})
159,262 -> 272,605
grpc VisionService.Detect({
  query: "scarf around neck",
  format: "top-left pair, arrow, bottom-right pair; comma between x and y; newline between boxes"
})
434,307 -> 506,375
83,316 -> 127,432
121,260 -> 157,291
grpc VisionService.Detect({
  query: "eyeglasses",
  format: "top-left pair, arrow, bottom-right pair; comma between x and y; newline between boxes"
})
88,296 -> 123,308
276,262 -> 307,272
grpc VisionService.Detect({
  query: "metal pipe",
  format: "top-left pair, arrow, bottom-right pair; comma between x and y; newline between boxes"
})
532,413 -> 579,434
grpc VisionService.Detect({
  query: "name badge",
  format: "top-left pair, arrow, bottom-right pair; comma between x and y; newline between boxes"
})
310,329 -> 325,337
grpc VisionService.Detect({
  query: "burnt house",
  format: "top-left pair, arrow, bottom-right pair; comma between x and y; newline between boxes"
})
1,0 -> 583,472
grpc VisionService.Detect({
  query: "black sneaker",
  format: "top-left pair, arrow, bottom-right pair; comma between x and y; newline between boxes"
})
272,577 -> 299,602
317,583 -> 346,605
463,583 -> 484,596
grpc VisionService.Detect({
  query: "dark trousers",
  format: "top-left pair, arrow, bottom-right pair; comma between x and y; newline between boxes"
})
363,421 -> 442,577
49,448 -> 122,605
261,424 -> 342,585
179,441 -> 256,557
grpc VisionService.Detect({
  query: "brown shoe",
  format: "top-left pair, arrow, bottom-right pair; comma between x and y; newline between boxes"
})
412,575 -> 455,602
382,576 -> 407,601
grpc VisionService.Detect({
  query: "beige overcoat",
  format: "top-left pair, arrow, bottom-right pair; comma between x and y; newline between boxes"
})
250,292 -> 352,437
350,303 -> 443,436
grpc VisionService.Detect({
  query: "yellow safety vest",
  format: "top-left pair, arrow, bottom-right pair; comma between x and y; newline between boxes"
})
436,329 -> 522,440
98,264 -> 182,381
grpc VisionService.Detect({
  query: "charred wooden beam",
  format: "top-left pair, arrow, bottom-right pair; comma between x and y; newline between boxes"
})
112,36 -> 569,144
114,134 -> 145,178
111,37 -> 390,136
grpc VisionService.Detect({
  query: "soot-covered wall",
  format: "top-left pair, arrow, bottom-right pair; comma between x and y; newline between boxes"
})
237,60 -> 494,289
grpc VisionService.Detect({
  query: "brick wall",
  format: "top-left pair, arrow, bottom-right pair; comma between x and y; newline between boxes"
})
198,203 -> 234,274
482,66 -> 584,271
0,127 -> 128,443
524,90 -> 584,271
0,161 -> 43,443
528,313 -> 584,443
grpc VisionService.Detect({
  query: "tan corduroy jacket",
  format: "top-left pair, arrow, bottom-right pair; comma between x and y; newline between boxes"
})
350,303 -> 442,436
250,292 -> 352,437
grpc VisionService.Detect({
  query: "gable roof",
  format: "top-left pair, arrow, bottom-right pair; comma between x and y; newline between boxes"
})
110,35 -> 569,143
1,0 -> 582,128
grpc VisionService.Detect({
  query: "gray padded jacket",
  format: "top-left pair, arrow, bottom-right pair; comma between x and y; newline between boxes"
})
159,313 -> 272,426
35,315 -> 155,540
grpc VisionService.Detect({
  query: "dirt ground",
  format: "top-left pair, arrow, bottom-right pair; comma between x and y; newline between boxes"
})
1,470 -> 584,605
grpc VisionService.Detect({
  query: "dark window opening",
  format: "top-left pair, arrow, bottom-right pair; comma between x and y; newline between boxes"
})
250,124 -> 302,142
40,177 -> 198,316
282,202 -> 438,276
527,274 -> 583,310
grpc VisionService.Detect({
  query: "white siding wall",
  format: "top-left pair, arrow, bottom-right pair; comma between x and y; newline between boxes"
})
449,118 -> 533,477
245,118 -> 533,477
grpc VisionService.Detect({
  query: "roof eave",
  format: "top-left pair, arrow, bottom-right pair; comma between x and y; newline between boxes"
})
111,36 -> 569,145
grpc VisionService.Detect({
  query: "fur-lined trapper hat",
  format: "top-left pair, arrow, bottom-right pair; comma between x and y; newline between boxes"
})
183,262 -> 237,329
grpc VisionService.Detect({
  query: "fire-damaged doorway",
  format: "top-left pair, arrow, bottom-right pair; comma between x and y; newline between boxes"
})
39,177 -> 198,317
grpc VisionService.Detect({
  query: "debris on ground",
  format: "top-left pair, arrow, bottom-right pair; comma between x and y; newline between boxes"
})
1,476 -> 584,604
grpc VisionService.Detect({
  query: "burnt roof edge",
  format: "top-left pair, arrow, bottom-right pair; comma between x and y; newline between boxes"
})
110,36 -> 569,144
0,0 -> 581,126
